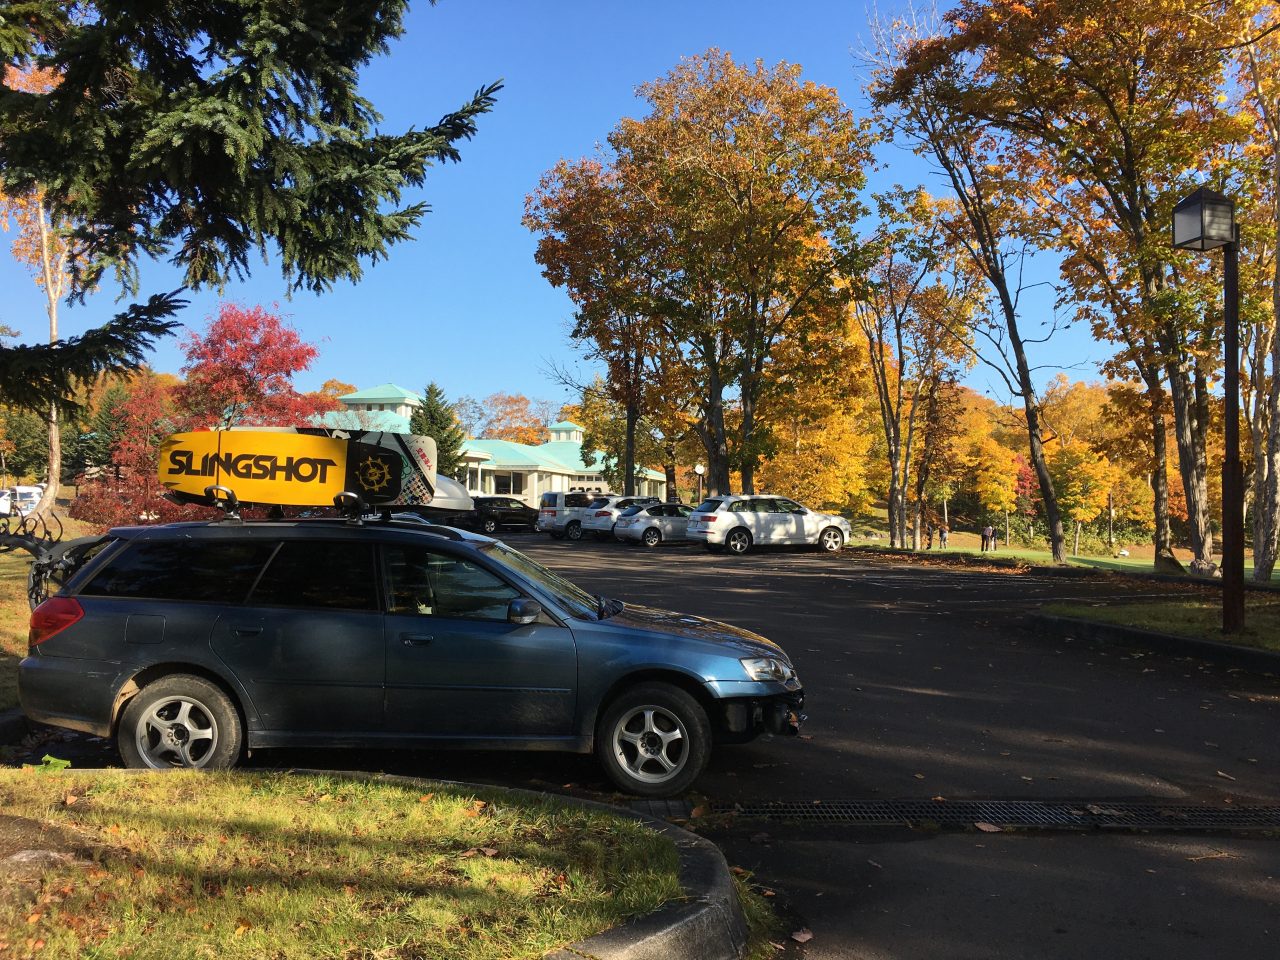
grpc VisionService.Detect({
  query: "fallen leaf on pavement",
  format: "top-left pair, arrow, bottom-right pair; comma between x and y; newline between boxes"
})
791,928 -> 814,944
913,773 -> 925,780
974,822 -> 1003,833
1216,771 -> 1237,781
1186,851 -> 1239,862
931,796 -> 946,802
867,859 -> 883,868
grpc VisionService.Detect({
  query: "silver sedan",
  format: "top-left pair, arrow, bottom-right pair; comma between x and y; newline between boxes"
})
614,503 -> 695,547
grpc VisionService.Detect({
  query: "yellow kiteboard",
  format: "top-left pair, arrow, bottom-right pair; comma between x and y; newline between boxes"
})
159,430 -> 434,507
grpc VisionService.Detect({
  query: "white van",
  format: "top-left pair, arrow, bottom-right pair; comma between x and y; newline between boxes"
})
0,489 -> 10,517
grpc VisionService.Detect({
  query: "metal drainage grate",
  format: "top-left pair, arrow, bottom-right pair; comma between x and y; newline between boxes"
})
630,799 -> 1280,832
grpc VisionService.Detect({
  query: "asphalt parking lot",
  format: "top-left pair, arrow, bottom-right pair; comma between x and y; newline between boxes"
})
11,532 -> 1280,958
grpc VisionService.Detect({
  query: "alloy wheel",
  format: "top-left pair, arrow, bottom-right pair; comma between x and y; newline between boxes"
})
820,528 -> 844,552
134,696 -> 220,768
610,706 -> 689,785
727,530 -> 751,554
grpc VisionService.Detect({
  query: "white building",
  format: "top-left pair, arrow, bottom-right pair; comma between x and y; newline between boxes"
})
317,386 -> 666,504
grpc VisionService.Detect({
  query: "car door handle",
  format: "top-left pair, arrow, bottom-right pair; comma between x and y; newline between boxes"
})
401,633 -> 434,646
233,626 -> 262,637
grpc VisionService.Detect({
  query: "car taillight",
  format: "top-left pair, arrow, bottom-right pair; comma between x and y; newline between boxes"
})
595,511 -> 610,517
699,516 -> 716,522
29,597 -> 84,647
540,509 -> 556,515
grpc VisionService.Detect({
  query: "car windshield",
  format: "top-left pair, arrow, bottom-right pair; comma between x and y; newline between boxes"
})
480,541 -> 610,620
694,498 -> 723,513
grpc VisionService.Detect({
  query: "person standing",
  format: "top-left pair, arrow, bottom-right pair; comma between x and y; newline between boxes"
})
939,525 -> 949,549
981,524 -> 994,551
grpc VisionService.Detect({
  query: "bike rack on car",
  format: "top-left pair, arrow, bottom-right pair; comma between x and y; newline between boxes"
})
1,512 -> 108,610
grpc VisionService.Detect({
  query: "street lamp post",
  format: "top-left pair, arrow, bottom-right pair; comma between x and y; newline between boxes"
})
1172,186 -> 1245,633
694,463 -> 705,504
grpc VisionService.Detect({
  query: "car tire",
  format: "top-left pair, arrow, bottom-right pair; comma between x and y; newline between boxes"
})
118,674 -> 242,770
596,682 -> 711,797
818,527 -> 844,552
566,521 -> 583,541
481,517 -> 499,535
642,527 -> 662,548
725,527 -> 753,555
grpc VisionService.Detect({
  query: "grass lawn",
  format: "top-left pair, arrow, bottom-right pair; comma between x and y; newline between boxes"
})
848,532 -> 1280,582
1043,596 -> 1280,652
0,770 -> 685,959
1,551 -> 31,713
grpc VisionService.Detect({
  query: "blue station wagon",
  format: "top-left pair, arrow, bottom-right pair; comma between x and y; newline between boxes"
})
19,518 -> 805,796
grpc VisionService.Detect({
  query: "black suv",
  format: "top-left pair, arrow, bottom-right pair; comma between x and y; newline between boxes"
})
470,496 -> 538,534
19,517 -> 804,796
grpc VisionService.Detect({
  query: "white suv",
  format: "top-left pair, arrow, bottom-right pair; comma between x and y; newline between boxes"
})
537,491 -> 598,540
581,495 -> 661,540
688,495 -> 852,555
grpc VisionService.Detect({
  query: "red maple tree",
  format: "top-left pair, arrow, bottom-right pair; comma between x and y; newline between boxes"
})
176,303 -> 338,429
70,374 -> 215,529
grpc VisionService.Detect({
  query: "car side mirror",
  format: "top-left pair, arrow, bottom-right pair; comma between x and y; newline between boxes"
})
508,598 -> 542,625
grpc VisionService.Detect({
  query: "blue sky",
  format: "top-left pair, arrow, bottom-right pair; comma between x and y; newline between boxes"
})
0,0 -> 1095,408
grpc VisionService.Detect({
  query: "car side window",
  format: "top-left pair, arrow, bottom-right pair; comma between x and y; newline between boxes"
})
775,499 -> 803,513
676,505 -> 693,517
385,544 -> 520,621
249,541 -> 378,611
80,539 -> 277,604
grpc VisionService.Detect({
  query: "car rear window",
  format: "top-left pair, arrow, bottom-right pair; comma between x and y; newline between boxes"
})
248,541 -> 378,611
694,499 -> 723,513
539,493 -> 557,508
587,497 -> 610,509
80,539 -> 278,604
619,506 -> 644,517
565,493 -> 592,508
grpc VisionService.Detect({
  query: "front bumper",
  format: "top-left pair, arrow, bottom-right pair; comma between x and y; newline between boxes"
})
716,688 -> 806,740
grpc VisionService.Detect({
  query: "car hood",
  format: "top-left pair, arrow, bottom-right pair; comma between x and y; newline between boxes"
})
607,603 -> 789,660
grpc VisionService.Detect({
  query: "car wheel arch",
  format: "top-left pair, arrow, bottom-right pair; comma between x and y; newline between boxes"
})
111,663 -> 252,738
585,668 -> 716,745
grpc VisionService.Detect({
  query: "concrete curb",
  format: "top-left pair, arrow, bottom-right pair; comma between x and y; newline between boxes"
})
291,769 -> 748,960
1030,614 -> 1280,675
0,707 -> 30,745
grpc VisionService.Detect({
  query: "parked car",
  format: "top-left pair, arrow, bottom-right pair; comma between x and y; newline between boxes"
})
688,495 -> 852,555
470,496 -> 538,534
581,495 -> 662,540
536,491 -> 598,540
19,517 -> 805,796
615,502 -> 695,547
9,486 -> 42,517
0,490 -> 11,518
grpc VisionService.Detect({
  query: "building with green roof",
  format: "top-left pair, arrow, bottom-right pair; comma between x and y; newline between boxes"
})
319,388 -> 665,503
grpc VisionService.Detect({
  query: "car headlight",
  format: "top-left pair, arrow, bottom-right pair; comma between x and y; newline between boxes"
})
740,657 -> 796,683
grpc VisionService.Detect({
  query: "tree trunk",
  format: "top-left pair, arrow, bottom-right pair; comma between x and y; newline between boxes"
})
34,201 -> 61,517
664,464 -> 678,502
1073,520 -> 1081,557
699,367 -> 732,496
739,389 -> 756,495
1254,153 -> 1280,581
1144,378 -> 1173,558
622,402 -> 638,496
1165,358 -> 1213,564
912,499 -> 923,550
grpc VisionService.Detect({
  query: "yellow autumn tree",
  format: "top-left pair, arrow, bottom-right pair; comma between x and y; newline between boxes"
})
1048,442 -> 1122,556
